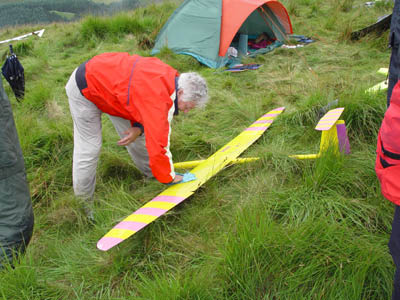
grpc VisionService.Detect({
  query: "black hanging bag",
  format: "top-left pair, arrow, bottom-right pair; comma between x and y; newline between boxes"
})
1,44 -> 25,101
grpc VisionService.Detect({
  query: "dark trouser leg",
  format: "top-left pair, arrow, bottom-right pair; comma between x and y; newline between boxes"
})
0,214 -> 34,269
0,243 -> 23,269
389,205 -> 400,300
388,47 -> 400,108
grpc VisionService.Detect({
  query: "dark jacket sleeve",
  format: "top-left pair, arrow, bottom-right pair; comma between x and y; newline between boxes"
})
0,76 -> 34,267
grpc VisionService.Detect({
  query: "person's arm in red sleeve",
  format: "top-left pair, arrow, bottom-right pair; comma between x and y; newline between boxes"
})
143,111 -> 175,183
136,97 -> 176,184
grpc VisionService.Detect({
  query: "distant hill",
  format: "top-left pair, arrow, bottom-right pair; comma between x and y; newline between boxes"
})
0,0 -> 142,28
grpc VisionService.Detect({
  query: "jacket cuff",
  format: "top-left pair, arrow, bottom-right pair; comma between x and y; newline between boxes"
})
132,122 -> 144,136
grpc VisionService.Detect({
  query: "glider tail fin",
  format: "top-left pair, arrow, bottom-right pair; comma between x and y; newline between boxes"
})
290,119 -> 350,160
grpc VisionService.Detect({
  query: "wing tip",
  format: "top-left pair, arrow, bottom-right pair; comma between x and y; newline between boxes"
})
274,106 -> 286,112
97,237 -> 124,251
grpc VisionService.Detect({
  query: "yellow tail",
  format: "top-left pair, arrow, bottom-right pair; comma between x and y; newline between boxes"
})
289,120 -> 350,160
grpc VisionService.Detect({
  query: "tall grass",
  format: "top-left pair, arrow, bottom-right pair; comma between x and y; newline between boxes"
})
0,0 -> 396,299
80,3 -> 175,47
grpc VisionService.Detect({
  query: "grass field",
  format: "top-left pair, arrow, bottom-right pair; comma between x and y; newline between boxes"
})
0,0 -> 396,299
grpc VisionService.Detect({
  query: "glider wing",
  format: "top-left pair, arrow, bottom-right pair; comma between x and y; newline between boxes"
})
97,107 -> 285,251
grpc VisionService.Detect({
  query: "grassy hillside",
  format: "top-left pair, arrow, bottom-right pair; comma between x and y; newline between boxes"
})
0,0 -> 395,299
0,0 -> 142,28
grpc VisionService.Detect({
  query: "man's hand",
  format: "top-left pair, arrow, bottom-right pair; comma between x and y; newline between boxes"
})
117,127 -> 142,146
168,173 -> 197,185
173,174 -> 183,183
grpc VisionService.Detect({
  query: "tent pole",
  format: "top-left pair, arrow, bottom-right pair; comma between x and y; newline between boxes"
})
258,6 -> 288,41
256,8 -> 275,36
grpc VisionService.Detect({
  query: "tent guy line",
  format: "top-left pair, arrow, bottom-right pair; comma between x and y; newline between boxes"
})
0,29 -> 45,45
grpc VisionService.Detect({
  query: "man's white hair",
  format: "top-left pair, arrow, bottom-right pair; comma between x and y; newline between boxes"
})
178,72 -> 209,108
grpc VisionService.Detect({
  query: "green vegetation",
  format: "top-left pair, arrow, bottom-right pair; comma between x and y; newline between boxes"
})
0,0 -> 395,299
0,0 -> 142,28
50,11 -> 76,21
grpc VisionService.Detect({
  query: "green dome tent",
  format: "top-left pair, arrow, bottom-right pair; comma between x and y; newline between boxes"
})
151,0 -> 293,68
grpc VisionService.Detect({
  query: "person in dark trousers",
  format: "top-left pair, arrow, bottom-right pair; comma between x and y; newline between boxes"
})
0,76 -> 34,269
388,0 -> 400,107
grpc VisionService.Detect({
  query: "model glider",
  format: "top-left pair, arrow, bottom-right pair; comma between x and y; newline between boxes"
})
97,107 -> 285,251
0,29 -> 45,45
378,68 -> 388,75
366,68 -> 388,94
176,107 -> 351,168
174,157 -> 259,169
289,107 -> 350,159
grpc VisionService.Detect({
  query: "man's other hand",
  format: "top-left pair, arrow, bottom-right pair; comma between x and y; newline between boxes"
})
117,127 -> 142,146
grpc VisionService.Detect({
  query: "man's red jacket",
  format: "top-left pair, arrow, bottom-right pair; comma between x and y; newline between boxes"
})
77,52 -> 179,183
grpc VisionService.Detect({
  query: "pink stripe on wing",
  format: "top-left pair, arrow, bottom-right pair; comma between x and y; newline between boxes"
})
221,146 -> 231,152
320,117 -> 340,121
262,113 -> 279,118
152,195 -> 186,204
254,120 -> 273,124
318,117 -> 339,124
317,126 -> 331,130
245,126 -> 267,131
134,207 -> 167,217
115,221 -> 147,231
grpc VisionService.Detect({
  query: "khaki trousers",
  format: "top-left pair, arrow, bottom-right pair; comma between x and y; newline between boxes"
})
65,69 -> 152,199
